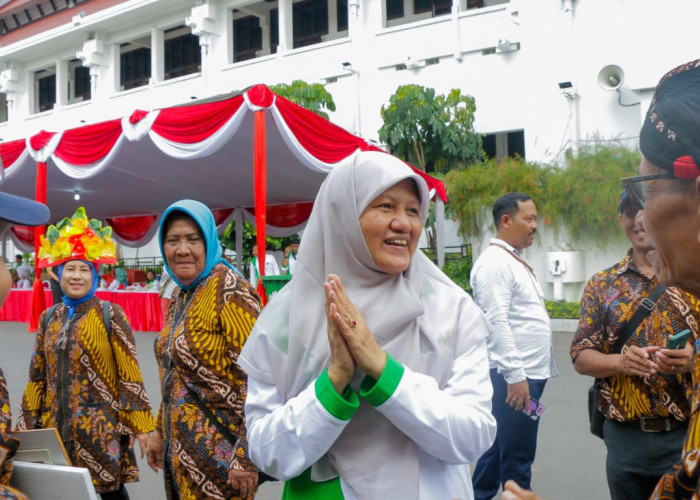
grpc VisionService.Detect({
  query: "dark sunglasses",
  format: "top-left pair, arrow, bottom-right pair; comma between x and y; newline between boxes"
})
621,173 -> 676,209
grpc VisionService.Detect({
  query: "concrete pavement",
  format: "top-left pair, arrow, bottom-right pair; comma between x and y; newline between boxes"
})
0,322 -> 608,499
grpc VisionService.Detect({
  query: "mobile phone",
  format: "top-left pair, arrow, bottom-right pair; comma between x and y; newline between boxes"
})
523,397 -> 545,420
668,329 -> 691,350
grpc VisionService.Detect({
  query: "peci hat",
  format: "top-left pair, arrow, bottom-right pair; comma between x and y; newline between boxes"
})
617,190 -> 630,213
0,191 -> 50,226
37,206 -> 116,269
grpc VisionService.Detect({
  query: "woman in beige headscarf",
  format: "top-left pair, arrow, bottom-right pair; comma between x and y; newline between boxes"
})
239,150 -> 496,500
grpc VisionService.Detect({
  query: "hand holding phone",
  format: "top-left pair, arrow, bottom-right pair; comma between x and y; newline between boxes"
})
667,329 -> 691,350
522,397 -> 545,420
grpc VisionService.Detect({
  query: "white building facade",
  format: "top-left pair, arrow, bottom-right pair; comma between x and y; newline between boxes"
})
0,0 -> 698,300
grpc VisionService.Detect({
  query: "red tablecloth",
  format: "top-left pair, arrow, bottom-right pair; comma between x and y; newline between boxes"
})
0,289 -> 163,332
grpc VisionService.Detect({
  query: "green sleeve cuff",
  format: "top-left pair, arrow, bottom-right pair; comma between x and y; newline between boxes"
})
315,368 -> 359,421
360,354 -> 404,407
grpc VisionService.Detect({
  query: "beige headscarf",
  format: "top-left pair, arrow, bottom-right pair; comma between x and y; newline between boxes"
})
240,150 -> 434,498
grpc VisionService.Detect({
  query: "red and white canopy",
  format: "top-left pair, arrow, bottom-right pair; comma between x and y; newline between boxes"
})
0,83 -> 448,328
0,84 -> 447,249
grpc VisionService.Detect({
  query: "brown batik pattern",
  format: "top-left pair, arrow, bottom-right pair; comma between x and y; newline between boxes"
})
155,263 -> 261,500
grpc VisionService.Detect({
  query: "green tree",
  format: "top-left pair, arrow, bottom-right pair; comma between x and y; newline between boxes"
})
446,155 -> 554,239
270,80 -> 336,119
444,142 -> 640,248
378,85 -> 482,173
543,143 -> 638,245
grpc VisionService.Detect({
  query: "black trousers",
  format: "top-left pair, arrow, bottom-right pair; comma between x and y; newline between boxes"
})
603,419 -> 686,500
100,484 -> 130,500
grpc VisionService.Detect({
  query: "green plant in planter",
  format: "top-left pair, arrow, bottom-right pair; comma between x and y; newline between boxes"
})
545,300 -> 580,319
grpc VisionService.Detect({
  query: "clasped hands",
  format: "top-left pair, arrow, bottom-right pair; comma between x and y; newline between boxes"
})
619,343 -> 693,378
325,274 -> 387,394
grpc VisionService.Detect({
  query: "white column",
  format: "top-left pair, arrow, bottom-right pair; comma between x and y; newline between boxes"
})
151,28 -> 164,83
278,0 -> 292,52
55,60 -> 68,107
452,0 -> 462,61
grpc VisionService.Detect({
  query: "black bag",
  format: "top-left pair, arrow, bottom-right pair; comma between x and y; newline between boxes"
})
588,380 -> 605,439
585,284 -> 667,439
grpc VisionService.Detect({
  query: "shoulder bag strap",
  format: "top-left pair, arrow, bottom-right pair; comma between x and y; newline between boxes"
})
174,369 -> 276,483
175,369 -> 239,445
102,301 -> 111,343
489,242 -> 534,273
42,303 -> 61,332
612,284 -> 667,354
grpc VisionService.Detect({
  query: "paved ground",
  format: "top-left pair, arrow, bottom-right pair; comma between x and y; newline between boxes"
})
0,322 -> 608,499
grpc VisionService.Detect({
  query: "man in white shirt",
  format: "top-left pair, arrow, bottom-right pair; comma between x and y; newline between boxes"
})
14,255 -> 33,289
280,238 -> 300,276
248,243 -> 280,287
470,192 -> 558,500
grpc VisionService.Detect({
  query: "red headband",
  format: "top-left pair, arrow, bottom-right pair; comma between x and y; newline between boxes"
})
673,155 -> 700,179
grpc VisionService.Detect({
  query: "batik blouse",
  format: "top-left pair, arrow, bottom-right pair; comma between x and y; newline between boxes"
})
17,298 -> 155,494
154,262 -> 260,500
0,367 -> 28,500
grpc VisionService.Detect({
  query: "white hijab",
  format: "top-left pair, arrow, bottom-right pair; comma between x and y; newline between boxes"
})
240,151 -> 433,497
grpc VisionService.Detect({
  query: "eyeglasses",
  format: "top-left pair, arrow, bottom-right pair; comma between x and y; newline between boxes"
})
621,173 -> 676,209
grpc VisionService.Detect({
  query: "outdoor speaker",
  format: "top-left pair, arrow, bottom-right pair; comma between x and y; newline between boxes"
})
598,64 -> 625,91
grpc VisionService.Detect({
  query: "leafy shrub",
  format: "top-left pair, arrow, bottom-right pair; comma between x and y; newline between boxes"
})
545,300 -> 580,319
441,256 -> 473,294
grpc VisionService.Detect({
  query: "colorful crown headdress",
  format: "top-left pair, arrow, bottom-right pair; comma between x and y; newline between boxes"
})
38,207 -> 117,268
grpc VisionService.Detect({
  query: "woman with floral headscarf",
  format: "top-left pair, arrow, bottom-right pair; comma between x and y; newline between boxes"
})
145,200 -> 261,500
16,207 -> 155,500
239,151 -> 496,499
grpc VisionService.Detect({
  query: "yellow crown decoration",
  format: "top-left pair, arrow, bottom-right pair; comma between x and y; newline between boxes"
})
37,207 -> 117,268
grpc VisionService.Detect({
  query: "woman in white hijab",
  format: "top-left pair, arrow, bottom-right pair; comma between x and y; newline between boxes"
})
239,151 -> 496,500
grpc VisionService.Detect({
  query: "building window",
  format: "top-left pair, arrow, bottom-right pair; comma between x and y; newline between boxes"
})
37,71 -> 56,112
386,0 -> 404,20
271,9 -> 279,52
414,0 -> 452,15
483,130 -> 525,160
468,0 -> 510,9
73,64 -> 91,101
0,93 -> 8,123
164,28 -> 201,80
120,45 -> 151,90
293,0 -> 328,48
337,0 -> 348,31
234,16 -> 263,62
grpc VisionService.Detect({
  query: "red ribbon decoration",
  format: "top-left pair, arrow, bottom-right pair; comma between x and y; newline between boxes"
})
29,161 -> 48,332
254,110 -> 268,305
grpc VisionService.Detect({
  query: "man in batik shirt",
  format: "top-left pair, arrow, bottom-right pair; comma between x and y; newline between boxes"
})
570,192 -> 699,500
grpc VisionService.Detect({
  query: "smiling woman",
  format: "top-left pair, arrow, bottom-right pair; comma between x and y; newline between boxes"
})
17,208 -> 155,500
359,178 -> 422,275
239,151 -> 496,500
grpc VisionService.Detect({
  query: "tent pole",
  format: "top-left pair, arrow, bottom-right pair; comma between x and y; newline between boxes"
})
436,197 -> 445,269
254,110 -> 268,305
29,161 -> 48,332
